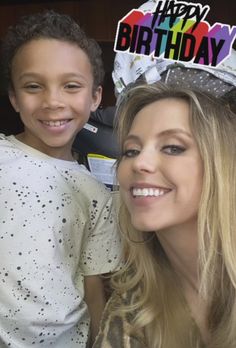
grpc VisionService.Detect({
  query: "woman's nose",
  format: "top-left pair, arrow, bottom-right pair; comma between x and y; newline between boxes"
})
132,149 -> 158,173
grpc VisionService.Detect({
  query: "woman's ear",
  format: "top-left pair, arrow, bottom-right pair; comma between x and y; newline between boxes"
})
91,86 -> 102,112
8,90 -> 20,113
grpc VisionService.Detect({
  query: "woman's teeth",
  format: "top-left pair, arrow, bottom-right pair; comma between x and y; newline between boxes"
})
132,188 -> 166,197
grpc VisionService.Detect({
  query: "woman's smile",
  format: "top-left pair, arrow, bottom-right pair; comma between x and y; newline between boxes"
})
118,97 -> 203,233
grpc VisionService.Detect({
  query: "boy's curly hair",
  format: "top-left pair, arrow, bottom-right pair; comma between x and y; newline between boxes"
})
0,10 -> 104,92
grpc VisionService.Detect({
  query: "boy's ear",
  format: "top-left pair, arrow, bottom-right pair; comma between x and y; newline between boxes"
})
90,86 -> 102,112
9,90 -> 20,113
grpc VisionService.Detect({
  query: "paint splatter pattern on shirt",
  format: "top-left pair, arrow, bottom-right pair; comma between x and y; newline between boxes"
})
0,134 -> 121,347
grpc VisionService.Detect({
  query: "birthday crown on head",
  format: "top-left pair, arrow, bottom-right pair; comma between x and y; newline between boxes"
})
115,48 -> 236,114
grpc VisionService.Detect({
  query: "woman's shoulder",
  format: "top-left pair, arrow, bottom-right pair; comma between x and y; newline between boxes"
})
93,291 -> 146,348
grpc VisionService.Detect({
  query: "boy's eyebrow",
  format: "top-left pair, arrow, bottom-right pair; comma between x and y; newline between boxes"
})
125,128 -> 192,142
18,72 -> 40,80
18,72 -> 87,81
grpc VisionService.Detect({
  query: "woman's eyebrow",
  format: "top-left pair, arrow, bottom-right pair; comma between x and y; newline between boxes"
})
124,134 -> 140,142
125,129 -> 192,142
157,128 -> 192,139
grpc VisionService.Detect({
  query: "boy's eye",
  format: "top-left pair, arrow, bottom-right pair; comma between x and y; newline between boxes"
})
24,84 -> 41,91
161,145 -> 185,155
122,149 -> 140,158
65,83 -> 81,90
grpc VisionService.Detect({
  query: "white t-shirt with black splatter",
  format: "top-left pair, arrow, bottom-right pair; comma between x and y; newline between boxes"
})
0,134 -> 121,347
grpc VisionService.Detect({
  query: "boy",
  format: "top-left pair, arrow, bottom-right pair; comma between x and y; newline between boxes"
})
0,10 -> 121,347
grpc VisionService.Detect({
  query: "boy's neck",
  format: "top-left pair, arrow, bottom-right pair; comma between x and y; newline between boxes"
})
15,132 -> 76,162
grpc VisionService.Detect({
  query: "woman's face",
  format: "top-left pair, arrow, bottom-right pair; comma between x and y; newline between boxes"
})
117,97 -> 203,233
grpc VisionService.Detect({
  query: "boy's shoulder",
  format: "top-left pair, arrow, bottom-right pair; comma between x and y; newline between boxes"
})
0,133 -> 22,158
54,162 -> 114,214
64,163 -> 112,200
0,133 -> 11,142
0,133 -> 111,199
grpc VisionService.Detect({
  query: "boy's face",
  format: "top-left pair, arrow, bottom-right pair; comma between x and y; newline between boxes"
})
9,38 -> 102,160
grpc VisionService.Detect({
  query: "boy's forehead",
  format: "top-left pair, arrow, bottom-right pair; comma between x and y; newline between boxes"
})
15,38 -> 87,60
12,38 -> 93,80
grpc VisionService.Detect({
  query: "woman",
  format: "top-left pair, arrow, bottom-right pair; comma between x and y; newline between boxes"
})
93,82 -> 236,348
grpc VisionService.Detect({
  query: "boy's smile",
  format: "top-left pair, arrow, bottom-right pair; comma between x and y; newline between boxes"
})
9,38 -> 101,160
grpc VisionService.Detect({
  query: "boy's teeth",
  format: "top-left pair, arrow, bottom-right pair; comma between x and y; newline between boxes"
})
43,120 -> 68,127
132,188 -> 166,197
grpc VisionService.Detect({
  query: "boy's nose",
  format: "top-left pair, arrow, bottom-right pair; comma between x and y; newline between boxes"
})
42,90 -> 65,109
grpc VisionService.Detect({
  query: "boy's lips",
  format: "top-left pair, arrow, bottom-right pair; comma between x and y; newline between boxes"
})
40,119 -> 72,127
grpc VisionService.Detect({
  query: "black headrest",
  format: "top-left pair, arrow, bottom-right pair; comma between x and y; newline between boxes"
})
72,106 -> 119,159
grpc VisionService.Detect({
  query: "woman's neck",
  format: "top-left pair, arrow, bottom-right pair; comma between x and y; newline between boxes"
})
156,224 -> 209,344
156,223 -> 199,289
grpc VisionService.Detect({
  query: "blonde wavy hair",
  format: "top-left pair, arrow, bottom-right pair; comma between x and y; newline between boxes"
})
112,82 -> 236,348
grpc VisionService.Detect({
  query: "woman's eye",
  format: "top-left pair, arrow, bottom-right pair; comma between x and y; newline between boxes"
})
161,145 -> 186,155
122,149 -> 140,158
